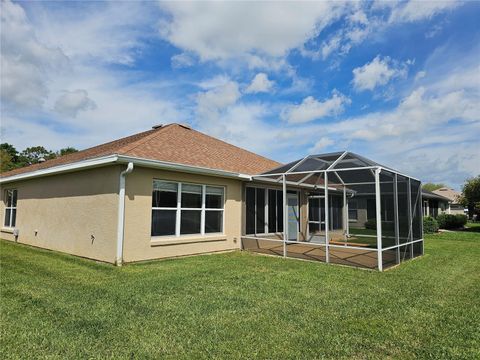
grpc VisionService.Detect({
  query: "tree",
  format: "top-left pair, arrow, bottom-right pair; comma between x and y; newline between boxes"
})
458,175 -> 480,219
18,146 -> 56,166
422,183 -> 446,192
0,149 -> 14,172
0,143 -> 80,172
0,143 -> 18,172
57,147 -> 78,156
0,143 -> 18,161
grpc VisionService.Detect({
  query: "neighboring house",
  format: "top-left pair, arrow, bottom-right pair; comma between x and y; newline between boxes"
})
432,187 -> 466,215
421,189 -> 450,218
0,123 -> 422,268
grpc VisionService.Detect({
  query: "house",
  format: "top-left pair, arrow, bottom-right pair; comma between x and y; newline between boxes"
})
0,123 -> 423,270
421,189 -> 450,218
432,187 -> 466,215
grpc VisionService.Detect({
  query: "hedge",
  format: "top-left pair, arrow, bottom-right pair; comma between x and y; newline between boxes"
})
423,216 -> 439,234
436,213 -> 467,229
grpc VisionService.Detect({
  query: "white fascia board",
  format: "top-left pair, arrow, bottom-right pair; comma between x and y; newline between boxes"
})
0,153 -> 254,184
116,155 -> 252,180
0,155 -> 119,184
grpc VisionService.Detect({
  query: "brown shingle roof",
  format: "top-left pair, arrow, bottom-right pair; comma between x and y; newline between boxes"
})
1,124 -> 281,178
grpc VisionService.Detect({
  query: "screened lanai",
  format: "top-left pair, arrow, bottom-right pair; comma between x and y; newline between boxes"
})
241,151 -> 423,271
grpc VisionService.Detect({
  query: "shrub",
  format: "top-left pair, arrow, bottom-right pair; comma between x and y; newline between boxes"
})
423,216 -> 439,234
437,213 -> 468,229
455,214 -> 468,227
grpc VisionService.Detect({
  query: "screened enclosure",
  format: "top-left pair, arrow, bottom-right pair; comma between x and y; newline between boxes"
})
241,151 -> 423,271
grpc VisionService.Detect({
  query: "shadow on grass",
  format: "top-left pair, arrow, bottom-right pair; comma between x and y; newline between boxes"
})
461,225 -> 480,233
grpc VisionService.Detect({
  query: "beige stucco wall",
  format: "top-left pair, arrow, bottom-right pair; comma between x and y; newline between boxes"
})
349,198 -> 369,229
122,167 -> 243,262
0,166 -> 120,263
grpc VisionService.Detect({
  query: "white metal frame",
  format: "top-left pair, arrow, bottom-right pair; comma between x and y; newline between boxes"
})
151,179 -> 225,238
246,152 -> 424,271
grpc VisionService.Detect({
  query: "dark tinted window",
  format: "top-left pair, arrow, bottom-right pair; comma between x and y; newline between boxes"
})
180,210 -> 201,234
246,187 -> 255,234
181,184 -> 202,208
256,188 -> 265,233
152,181 -> 177,207
151,210 -> 176,236
268,189 -> 277,233
205,211 -> 222,233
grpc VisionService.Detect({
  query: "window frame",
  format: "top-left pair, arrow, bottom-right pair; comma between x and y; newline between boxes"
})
348,199 -> 358,222
4,189 -> 18,228
151,180 -> 225,237
245,186 -> 287,235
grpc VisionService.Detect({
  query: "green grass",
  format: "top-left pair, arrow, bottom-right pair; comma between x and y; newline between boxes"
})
464,221 -> 480,232
1,231 -> 479,359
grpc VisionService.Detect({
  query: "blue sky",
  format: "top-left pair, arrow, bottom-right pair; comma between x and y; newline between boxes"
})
1,0 -> 479,189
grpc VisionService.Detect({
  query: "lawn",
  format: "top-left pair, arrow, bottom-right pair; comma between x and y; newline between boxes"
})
1,231 -> 479,359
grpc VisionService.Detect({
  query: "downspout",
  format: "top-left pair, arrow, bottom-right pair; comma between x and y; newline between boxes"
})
116,162 -> 134,266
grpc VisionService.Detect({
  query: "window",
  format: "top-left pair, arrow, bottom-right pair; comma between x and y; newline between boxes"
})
246,187 -> 283,235
308,197 -> 322,234
4,189 -> 17,228
348,199 -> 358,221
151,180 -> 224,237
205,186 -> 224,233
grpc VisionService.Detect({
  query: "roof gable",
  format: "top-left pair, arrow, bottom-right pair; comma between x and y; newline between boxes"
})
432,187 -> 461,203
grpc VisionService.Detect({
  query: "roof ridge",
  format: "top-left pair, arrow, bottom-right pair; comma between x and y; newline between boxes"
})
117,123 -> 174,154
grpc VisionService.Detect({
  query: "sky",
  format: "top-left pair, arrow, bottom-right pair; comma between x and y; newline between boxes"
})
1,0 -> 479,190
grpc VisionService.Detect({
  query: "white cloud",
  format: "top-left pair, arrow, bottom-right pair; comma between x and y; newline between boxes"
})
415,71 -> 427,81
0,1 -> 185,151
345,26 -> 370,45
282,90 -> 351,124
54,89 -> 96,118
31,1 -> 153,66
389,1 -> 460,23
320,35 -> 342,60
196,81 -> 241,121
349,10 -> 369,25
171,52 -> 195,68
0,0 -> 69,109
309,137 -> 335,153
316,1 -> 464,61
158,2 -> 347,62
341,86 -> 478,141
352,55 -> 409,92
245,73 -> 274,93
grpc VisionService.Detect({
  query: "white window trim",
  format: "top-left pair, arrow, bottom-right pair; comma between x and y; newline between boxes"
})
152,180 -> 225,238
348,199 -> 358,222
4,189 -> 17,228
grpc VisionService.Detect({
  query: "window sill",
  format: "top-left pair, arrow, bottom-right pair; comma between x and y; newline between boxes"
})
151,234 -> 227,246
1,227 -> 14,234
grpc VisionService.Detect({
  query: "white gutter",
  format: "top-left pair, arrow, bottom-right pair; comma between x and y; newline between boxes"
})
116,162 -> 134,266
0,155 -> 119,184
0,154 -> 253,184
116,155 -> 252,180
